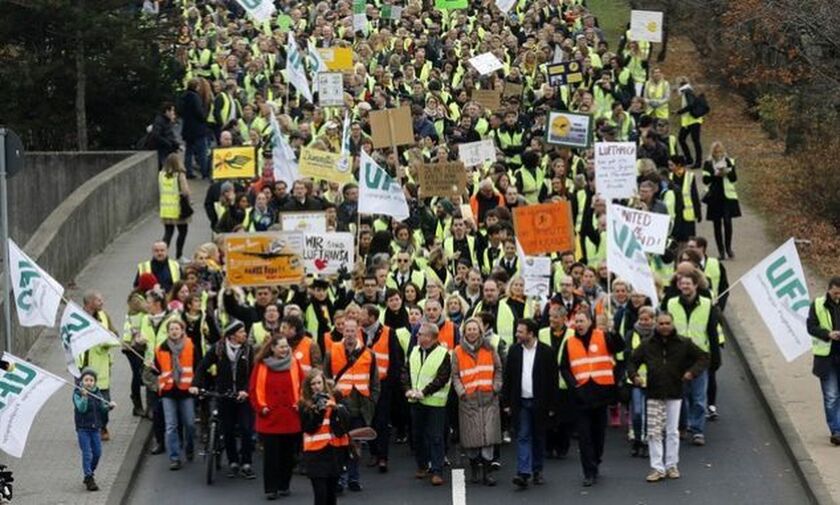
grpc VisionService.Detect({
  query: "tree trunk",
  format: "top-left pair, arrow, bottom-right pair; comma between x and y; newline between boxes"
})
74,0 -> 88,151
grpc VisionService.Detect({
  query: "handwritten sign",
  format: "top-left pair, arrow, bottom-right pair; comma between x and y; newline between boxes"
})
513,201 -> 574,256
612,204 -> 671,255
299,147 -> 353,184
472,89 -> 501,111
224,232 -> 304,287
503,81 -> 524,98
303,232 -> 354,275
417,162 -> 467,198
370,106 -> 414,148
594,142 -> 637,201
458,139 -> 496,167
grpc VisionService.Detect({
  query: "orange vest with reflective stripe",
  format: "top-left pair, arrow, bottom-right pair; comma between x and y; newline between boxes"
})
369,326 -> 392,380
254,358 -> 301,411
303,406 -> 351,452
454,345 -> 495,395
294,337 -> 315,374
438,321 -> 456,349
156,339 -> 195,394
567,329 -> 615,386
330,342 -> 373,397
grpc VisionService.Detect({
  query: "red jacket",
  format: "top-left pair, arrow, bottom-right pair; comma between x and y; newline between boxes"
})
249,360 -> 305,434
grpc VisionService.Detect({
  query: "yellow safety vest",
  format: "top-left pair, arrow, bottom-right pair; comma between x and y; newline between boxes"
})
813,296 -> 834,357
667,296 -> 712,352
159,172 -> 180,220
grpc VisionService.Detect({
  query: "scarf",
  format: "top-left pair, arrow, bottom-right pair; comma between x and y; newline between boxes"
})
461,336 -> 481,355
226,341 -> 243,363
263,355 -> 292,372
633,322 -> 654,340
168,337 -> 186,385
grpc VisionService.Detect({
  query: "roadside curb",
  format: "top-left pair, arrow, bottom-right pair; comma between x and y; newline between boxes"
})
106,417 -> 152,504
722,313 -> 833,505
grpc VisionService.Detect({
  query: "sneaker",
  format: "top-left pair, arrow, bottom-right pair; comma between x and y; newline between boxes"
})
692,434 -> 706,446
227,462 -> 240,478
646,470 -> 666,483
707,405 -> 719,421
490,460 -> 501,470
240,464 -> 256,480
666,467 -> 681,479
348,481 -> 362,492
512,474 -> 529,488
169,460 -> 182,471
502,431 -> 511,443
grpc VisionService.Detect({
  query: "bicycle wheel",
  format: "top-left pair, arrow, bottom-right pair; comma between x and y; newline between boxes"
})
205,420 -> 217,485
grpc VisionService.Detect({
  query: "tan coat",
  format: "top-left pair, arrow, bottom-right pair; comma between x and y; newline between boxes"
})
451,341 -> 503,449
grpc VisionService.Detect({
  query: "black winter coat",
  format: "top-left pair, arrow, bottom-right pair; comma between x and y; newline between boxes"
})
501,341 -> 558,434
627,330 -> 709,399
180,89 -> 209,142
193,341 -> 254,394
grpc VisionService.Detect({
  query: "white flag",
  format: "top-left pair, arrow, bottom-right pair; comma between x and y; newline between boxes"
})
59,302 -> 120,378
8,240 -> 64,327
234,0 -> 275,23
339,111 -> 352,173
307,41 -> 329,93
741,238 -> 812,362
286,33 -> 313,104
358,150 -> 409,220
0,353 -> 64,458
269,109 -> 299,186
606,204 -> 659,305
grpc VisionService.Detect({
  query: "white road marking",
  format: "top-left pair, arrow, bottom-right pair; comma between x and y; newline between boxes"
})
452,468 -> 466,505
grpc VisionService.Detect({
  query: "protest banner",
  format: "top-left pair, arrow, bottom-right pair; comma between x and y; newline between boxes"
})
304,232 -> 355,275
234,0 -> 275,22
317,47 -> 354,71
513,201 -> 574,256
468,52 -> 504,75
370,106 -> 414,148
8,240 -> 64,328
458,139 -> 496,166
741,238 -> 812,362
280,211 -> 327,233
358,150 -> 410,219
606,204 -> 659,305
546,111 -> 592,148
417,162 -> 467,198
611,204 -> 671,255
472,89 -> 502,111
59,302 -> 119,377
286,33 -> 313,103
522,256 -> 552,298
0,353 -> 65,457
546,61 -> 583,86
212,146 -> 257,180
630,10 -> 663,43
299,147 -> 353,184
317,72 -> 344,107
380,4 -> 403,19
435,0 -> 467,9
595,142 -> 638,200
224,232 -> 305,287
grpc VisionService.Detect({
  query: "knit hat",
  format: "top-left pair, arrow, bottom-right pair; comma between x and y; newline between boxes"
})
137,272 -> 158,292
224,320 -> 245,339
80,367 -> 98,381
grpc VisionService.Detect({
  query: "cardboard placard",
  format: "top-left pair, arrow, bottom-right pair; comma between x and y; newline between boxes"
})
303,232 -> 355,275
280,211 -> 327,233
417,162 -> 467,198
212,146 -> 258,180
594,142 -> 638,201
317,72 -> 344,107
299,147 -> 353,184
513,201 -> 574,256
458,139 -> 496,167
472,89 -> 502,111
545,110 -> 592,148
317,47 -> 354,71
503,81 -> 524,98
546,61 -> 583,86
630,10 -> 663,43
224,232 -> 305,287
369,106 -> 415,148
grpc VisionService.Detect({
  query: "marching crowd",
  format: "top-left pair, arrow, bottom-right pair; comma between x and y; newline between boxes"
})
64,0 -> 840,503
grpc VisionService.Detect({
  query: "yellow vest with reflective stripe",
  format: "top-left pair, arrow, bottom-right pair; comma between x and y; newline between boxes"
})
723,158 -> 738,200
408,345 -> 451,407
667,296 -> 712,351
159,172 -> 180,220
516,167 -> 544,204
813,297 -> 834,356
703,258 -> 722,297
627,331 -> 648,385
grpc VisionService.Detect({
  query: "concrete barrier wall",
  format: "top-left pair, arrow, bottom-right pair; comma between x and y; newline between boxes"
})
2,151 -> 158,355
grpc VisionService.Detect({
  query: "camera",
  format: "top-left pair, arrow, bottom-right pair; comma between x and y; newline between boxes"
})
313,392 -> 330,412
0,464 -> 13,503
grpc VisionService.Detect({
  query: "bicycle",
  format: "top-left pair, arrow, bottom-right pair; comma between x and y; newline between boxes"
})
197,389 -> 238,485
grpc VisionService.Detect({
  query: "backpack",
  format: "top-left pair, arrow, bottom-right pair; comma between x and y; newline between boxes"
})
691,93 -> 710,118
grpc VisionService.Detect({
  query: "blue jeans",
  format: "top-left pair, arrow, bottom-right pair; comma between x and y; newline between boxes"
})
184,136 -> 210,178
410,404 -> 446,476
819,363 -> 840,435
631,387 -> 646,443
340,416 -> 366,486
516,398 -> 544,476
682,370 -> 708,435
77,429 -> 102,478
162,396 -> 195,462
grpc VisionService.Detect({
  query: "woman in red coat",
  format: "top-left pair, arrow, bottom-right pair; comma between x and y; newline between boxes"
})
249,336 -> 305,500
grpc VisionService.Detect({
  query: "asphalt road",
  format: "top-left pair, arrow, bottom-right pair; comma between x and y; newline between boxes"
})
126,342 -> 809,505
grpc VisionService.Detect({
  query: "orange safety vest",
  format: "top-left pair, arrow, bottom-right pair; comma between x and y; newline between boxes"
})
330,342 -> 373,397
454,345 -> 495,395
303,406 -> 350,451
567,329 -> 615,386
253,358 -> 301,411
369,326 -> 392,380
156,339 -> 195,394
438,321 -> 456,349
294,337 -> 315,374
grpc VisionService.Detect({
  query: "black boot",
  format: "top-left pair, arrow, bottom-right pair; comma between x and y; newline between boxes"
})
469,458 -> 481,484
482,461 -> 496,487
131,395 -> 144,417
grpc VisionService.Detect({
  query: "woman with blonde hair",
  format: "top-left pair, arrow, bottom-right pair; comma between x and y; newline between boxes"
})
702,141 -> 741,260
159,153 -> 191,261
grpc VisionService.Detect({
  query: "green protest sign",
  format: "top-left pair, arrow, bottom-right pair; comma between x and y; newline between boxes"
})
435,0 -> 468,10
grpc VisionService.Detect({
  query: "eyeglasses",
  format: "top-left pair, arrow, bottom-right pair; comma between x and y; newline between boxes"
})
397,259 -> 410,263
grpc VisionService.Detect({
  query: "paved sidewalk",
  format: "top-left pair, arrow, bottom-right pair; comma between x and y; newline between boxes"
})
697,199 -> 836,504
2,181 -> 211,505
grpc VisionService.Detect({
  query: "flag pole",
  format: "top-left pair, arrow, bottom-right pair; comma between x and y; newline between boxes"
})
713,274 -> 745,305
3,353 -> 111,404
